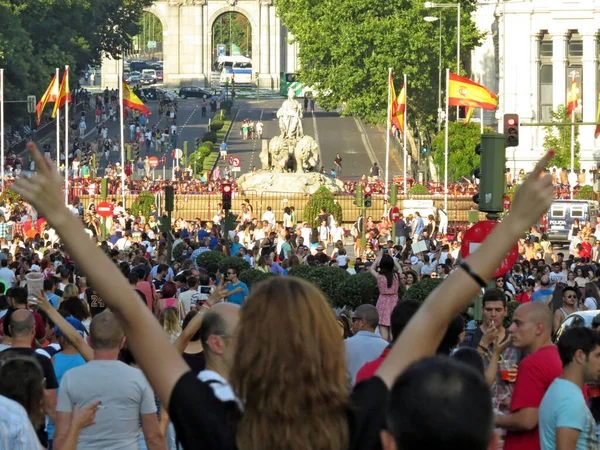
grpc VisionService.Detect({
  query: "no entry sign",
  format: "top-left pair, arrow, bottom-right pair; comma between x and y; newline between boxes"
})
97,201 -> 114,218
388,206 -> 401,223
461,220 -> 518,278
148,157 -> 159,168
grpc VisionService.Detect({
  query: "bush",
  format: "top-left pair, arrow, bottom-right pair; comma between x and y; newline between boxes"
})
239,269 -> 272,289
130,191 -> 155,221
302,186 -> 342,226
402,278 -> 442,303
218,256 -> 251,275
408,184 -> 429,195
210,120 -> 224,132
288,265 -> 316,280
220,100 -> 233,115
503,301 -> 519,329
575,185 -> 595,200
306,267 -> 349,306
334,272 -> 379,309
202,131 -> 217,143
172,242 -> 188,263
1,189 -> 20,205
196,251 -> 226,270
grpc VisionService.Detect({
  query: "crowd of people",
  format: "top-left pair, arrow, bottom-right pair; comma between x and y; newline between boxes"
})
2,144 -> 600,450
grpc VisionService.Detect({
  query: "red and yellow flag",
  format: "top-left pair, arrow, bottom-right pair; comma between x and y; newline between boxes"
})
390,74 -> 406,134
51,69 -> 71,119
36,74 -> 58,125
448,72 -> 498,111
463,76 -> 480,126
594,89 -> 600,140
123,79 -> 151,115
567,74 -> 579,119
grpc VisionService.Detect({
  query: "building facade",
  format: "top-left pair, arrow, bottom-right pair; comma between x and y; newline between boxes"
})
472,0 -> 600,172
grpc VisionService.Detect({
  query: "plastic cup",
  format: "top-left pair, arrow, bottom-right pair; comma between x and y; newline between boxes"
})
500,361 -> 517,382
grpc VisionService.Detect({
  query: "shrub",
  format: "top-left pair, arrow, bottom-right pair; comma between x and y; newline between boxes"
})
220,100 -> 233,115
402,278 -> 443,303
288,265 -> 316,280
503,301 -> 519,329
302,186 -> 342,226
1,189 -> 20,205
172,242 -> 188,263
218,256 -> 251,275
239,269 -> 272,289
210,120 -> 224,132
335,272 -> 379,309
130,191 -> 155,221
575,185 -> 595,200
202,131 -> 217,143
306,267 -> 349,306
408,184 -> 429,195
196,251 -> 226,270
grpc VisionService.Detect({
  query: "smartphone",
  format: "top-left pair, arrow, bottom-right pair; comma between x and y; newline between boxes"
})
199,286 -> 213,295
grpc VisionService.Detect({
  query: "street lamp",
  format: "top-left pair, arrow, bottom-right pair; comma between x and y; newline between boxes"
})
424,15 -> 442,132
425,1 -> 461,119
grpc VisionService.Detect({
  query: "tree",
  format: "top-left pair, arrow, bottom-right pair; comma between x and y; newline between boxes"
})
431,121 -> 494,182
274,0 -> 483,128
302,186 -> 342,226
543,104 -> 581,171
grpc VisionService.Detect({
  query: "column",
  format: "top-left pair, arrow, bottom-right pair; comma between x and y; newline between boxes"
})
581,32 -> 598,153
551,32 -> 568,110
259,1 -> 270,75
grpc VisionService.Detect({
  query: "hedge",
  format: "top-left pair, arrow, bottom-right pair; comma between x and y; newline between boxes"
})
196,251 -> 226,270
202,131 -> 217,143
218,256 -> 251,275
239,269 -> 272,289
306,266 -> 349,306
334,272 -> 379,309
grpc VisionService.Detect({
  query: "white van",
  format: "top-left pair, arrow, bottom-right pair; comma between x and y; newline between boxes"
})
141,69 -> 157,81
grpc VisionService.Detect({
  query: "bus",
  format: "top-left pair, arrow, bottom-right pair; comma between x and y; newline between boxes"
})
216,56 -> 253,85
544,199 -> 599,245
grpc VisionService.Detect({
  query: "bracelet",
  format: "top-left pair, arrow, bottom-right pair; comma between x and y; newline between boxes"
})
459,261 -> 486,288
477,345 -> 489,353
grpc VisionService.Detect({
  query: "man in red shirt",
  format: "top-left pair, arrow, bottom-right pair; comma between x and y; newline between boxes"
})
580,236 -> 593,260
495,302 -> 562,450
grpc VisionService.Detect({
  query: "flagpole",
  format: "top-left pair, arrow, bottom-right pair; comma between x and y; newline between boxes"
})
55,69 -> 61,172
403,73 -> 408,196
64,65 -> 69,205
384,67 -> 391,214
444,68 -> 450,213
571,108 -> 575,199
480,74 -> 484,134
0,69 -> 4,191
119,57 -> 126,207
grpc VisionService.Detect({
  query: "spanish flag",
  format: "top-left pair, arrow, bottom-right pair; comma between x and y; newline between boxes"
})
594,89 -> 600,139
448,72 -> 498,111
567,74 -> 579,118
122,79 -> 151,115
36,74 -> 58,125
51,69 -> 71,119
463,76 -> 480,126
390,74 -> 406,134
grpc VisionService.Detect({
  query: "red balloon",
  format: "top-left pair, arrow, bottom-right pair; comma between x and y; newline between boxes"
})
461,220 -> 518,278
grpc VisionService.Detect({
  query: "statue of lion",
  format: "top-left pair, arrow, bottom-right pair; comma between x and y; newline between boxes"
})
268,136 -> 291,173
293,136 -> 320,173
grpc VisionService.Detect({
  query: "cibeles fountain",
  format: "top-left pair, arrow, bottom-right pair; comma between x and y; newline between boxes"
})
237,89 -> 345,194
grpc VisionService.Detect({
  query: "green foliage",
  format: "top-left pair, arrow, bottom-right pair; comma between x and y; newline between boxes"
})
212,12 -> 251,57
220,100 -> 233,115
172,242 -> 187,263
218,256 -> 251,275
334,272 -> 379,309
274,0 -> 482,127
302,186 -> 342,226
210,120 -> 224,132
503,301 -> 519,329
407,184 -> 429,195
203,131 -> 218,143
196,251 -> 226,270
575,185 -> 595,200
402,278 -> 443,303
203,153 -> 219,172
189,145 -> 214,173
1,189 -> 20,205
544,105 -> 580,170
431,122 -> 495,182
130,192 -> 154,220
239,269 -> 272,289
306,267 -> 349,305
288,265 -> 316,279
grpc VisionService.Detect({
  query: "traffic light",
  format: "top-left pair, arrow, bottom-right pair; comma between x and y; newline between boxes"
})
195,138 -> 200,149
364,185 -> 373,208
165,185 -> 174,212
354,184 -> 364,207
222,183 -> 232,210
504,113 -> 519,147
472,143 -> 481,205
477,134 -> 506,213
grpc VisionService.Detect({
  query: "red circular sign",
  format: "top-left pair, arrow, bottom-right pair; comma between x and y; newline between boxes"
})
97,201 -> 114,218
461,220 -> 518,278
389,206 -> 401,223
148,157 -> 159,168
503,196 -> 511,211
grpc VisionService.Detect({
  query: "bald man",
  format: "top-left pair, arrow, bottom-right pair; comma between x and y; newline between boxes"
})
495,303 -> 563,450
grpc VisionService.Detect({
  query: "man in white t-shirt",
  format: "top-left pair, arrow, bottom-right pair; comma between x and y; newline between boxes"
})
0,259 -> 15,288
261,206 -> 276,228
548,262 -> 567,288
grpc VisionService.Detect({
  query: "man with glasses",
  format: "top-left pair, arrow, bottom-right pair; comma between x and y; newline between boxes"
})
553,286 -> 579,334
221,268 -> 248,306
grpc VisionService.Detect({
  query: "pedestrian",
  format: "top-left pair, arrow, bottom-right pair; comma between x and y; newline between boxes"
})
201,99 -> 207,117
255,119 -> 263,139
368,254 -> 401,341
334,153 -> 343,178
78,119 -> 87,139
220,140 -> 228,160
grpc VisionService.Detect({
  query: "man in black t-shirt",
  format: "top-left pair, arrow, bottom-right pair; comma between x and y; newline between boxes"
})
85,287 -> 106,317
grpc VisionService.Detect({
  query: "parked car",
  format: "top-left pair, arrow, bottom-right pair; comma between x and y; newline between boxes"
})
178,86 -> 212,99
140,74 -> 155,85
126,71 -> 141,84
140,87 -> 162,100
555,310 -> 600,342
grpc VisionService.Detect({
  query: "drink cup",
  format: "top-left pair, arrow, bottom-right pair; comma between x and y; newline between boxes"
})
500,361 -> 517,382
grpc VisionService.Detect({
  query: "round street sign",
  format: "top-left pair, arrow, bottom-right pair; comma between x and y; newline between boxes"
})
148,157 -> 159,168
389,206 -> 401,223
174,148 -> 183,159
461,220 -> 518,278
231,156 -> 241,168
503,195 -> 511,211
357,217 -> 364,234
97,201 -> 114,218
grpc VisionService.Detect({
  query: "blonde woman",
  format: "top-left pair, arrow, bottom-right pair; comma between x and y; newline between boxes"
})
159,307 -> 182,343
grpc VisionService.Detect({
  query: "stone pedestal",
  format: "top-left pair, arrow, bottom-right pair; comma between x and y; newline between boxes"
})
237,171 -> 345,194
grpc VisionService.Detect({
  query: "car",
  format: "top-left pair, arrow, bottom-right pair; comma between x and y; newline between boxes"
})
140,87 -> 162,100
156,71 -> 164,82
555,310 -> 600,342
140,74 -> 155,85
178,86 -> 212,99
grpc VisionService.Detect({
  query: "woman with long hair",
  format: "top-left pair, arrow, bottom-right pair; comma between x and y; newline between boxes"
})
582,282 -> 600,311
159,307 -> 182,343
156,281 -> 179,316
369,254 -> 401,341
60,296 -> 92,331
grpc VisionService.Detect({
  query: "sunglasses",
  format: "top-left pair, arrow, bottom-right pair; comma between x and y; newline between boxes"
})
566,295 -> 576,298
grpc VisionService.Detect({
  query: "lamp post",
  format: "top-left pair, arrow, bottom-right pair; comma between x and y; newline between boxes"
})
424,15 -> 442,132
424,1 -> 461,118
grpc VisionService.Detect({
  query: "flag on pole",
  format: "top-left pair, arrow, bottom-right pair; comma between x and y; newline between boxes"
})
463,76 -> 480,126
390,75 -> 406,134
51,68 -> 71,119
567,74 -> 579,118
122,79 -> 151,115
448,72 -> 498,110
594,90 -> 600,139
36,74 -> 59,125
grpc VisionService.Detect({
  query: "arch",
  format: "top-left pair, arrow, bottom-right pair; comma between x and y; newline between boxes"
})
208,6 -> 258,33
144,4 -> 170,35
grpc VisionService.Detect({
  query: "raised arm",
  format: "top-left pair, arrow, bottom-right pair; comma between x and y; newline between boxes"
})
13,143 -> 190,412
376,152 -> 555,388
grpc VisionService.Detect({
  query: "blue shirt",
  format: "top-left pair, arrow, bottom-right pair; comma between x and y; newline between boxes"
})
415,217 -> 424,235
270,262 -> 283,275
531,288 -> 554,304
46,293 -> 60,309
149,264 -> 175,281
539,378 -> 598,450
344,331 -> 388,385
197,229 -> 209,241
230,242 -> 243,257
225,281 -> 248,305
220,143 -> 228,152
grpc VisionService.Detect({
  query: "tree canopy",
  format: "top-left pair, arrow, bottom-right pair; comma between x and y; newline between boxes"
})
0,0 -> 152,119
543,104 -> 581,170
274,0 -> 483,128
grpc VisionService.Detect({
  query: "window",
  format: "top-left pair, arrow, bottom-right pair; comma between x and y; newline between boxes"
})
538,32 -> 553,122
570,206 -> 584,218
551,205 -> 566,218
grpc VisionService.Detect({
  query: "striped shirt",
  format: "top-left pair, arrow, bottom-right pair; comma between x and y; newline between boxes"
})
0,394 -> 43,450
